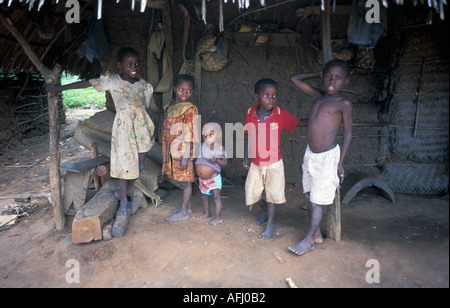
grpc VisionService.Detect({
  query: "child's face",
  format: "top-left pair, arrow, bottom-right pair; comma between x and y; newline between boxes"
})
118,53 -> 140,79
174,81 -> 194,103
202,123 -> 222,146
322,65 -> 348,95
255,85 -> 278,111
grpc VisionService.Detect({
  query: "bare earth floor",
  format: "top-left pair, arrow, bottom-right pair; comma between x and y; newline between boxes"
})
0,109 -> 448,289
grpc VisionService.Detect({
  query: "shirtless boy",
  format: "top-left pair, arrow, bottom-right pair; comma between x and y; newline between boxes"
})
289,59 -> 352,255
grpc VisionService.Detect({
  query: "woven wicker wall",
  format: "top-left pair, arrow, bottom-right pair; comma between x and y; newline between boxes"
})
0,75 -> 65,149
381,25 -> 449,194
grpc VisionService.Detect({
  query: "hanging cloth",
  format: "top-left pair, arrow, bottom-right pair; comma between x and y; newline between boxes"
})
347,0 -> 387,49
76,0 -> 109,70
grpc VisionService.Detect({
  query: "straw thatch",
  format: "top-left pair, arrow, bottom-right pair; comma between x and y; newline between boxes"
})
1,0 -> 447,77
0,1 -> 94,77
0,0 -> 171,78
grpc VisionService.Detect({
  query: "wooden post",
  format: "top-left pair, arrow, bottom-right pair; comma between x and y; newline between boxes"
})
321,0 -> 332,65
1,12 -> 65,229
47,66 -> 64,229
326,189 -> 341,241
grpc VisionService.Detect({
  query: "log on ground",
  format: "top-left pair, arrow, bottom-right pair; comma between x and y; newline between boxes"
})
72,180 -> 120,244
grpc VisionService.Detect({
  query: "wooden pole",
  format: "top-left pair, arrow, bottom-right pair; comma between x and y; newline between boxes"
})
47,67 -> 64,230
0,12 -> 65,230
321,0 -> 332,65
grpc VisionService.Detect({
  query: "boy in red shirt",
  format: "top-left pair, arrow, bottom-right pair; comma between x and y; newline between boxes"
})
243,78 -> 306,239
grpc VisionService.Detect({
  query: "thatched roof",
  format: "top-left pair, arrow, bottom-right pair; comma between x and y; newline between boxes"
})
0,0 -> 447,77
1,0 -> 95,77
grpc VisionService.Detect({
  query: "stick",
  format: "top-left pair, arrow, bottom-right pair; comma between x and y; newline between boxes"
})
413,59 -> 426,137
20,157 -> 46,174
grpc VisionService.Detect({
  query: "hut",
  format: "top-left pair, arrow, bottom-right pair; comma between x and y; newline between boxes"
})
0,0 -> 448,230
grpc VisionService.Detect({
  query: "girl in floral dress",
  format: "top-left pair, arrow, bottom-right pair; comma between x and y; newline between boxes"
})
46,47 -> 155,216
160,74 -> 198,222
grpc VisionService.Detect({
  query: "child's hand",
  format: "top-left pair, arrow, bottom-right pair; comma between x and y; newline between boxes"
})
210,157 -> 216,163
242,158 -> 250,169
337,163 -> 345,183
180,157 -> 189,170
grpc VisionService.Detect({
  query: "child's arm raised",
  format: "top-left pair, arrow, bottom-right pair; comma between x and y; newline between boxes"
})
45,80 -> 92,97
290,72 -> 322,100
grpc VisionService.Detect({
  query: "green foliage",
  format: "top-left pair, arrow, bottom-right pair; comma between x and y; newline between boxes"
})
60,73 -> 106,109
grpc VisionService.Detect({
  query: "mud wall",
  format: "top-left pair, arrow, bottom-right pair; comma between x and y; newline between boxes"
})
96,0 -> 397,184
188,43 -> 386,184
169,2 -> 387,184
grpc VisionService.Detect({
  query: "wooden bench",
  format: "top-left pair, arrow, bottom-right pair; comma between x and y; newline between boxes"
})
59,156 -> 110,215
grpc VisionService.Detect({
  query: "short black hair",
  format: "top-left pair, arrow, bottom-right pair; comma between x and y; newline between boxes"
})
323,59 -> 350,77
175,74 -> 195,88
117,47 -> 139,63
254,78 -> 278,94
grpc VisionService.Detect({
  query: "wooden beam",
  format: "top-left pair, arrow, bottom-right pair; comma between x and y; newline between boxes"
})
321,0 -> 332,65
72,180 -> 120,244
0,11 -> 64,230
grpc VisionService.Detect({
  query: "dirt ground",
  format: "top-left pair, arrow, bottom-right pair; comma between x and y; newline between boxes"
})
0,108 -> 448,289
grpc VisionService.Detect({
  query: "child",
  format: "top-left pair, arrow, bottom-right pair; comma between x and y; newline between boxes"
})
161,74 -> 198,222
243,78 -> 306,239
46,47 -> 155,216
195,119 -> 228,225
289,59 -> 353,255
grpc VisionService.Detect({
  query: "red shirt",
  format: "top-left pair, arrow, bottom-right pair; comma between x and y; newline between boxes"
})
244,105 -> 300,166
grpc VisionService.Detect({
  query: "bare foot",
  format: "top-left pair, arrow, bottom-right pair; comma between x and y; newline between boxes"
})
314,231 -> 324,244
296,231 -> 323,244
288,240 -> 315,256
196,213 -> 210,219
116,200 -> 130,216
167,211 -> 189,222
208,217 -> 223,225
170,206 -> 192,214
259,223 -> 274,239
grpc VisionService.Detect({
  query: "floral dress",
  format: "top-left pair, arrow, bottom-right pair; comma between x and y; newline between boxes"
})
90,73 -> 155,180
161,102 -> 198,183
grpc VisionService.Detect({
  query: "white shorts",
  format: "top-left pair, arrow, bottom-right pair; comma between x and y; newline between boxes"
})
245,159 -> 286,206
302,145 -> 340,205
